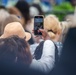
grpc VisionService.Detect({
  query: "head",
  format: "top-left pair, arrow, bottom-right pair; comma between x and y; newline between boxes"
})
0,22 -> 31,41
0,9 -> 10,35
0,35 -> 32,66
30,4 -> 44,18
8,7 -> 25,26
15,0 -> 30,26
44,14 -> 62,42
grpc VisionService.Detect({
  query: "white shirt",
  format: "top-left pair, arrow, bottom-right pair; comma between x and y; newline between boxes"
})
30,40 -> 55,74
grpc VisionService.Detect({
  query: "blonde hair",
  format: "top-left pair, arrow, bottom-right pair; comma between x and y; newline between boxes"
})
44,14 -> 62,40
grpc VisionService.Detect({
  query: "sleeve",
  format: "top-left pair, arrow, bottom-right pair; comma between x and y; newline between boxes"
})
30,40 -> 55,74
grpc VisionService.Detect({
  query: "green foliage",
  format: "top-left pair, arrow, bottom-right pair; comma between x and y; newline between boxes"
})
52,2 -> 74,21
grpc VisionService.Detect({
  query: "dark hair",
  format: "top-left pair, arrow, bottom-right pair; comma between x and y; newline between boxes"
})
0,35 -> 32,66
15,0 -> 30,24
0,35 -> 44,75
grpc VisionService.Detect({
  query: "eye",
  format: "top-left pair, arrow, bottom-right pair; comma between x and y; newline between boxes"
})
17,16 -> 22,19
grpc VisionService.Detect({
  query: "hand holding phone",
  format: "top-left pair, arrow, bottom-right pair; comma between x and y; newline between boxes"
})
34,15 -> 44,35
39,29 -> 50,41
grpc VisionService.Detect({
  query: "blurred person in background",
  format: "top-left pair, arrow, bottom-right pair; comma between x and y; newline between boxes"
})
14,0 -> 45,44
28,3 -> 44,43
61,11 -> 76,43
2,15 -> 31,44
14,0 -> 35,44
29,3 -> 44,18
15,0 -> 30,29
8,0 -> 52,44
28,3 -> 44,33
8,7 -> 34,44
0,5 -> 10,36
8,7 -> 24,25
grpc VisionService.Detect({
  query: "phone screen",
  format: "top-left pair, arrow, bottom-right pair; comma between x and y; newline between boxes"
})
34,16 -> 43,35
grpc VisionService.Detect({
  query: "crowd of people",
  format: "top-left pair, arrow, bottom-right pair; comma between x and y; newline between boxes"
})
0,0 -> 76,75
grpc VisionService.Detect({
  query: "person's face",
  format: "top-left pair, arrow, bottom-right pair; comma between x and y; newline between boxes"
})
10,7 -> 25,27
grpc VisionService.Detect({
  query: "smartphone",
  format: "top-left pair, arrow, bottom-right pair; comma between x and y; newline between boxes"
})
34,15 -> 44,35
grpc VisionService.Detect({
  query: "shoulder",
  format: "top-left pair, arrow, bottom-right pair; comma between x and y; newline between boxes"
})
43,40 -> 55,54
44,40 -> 55,47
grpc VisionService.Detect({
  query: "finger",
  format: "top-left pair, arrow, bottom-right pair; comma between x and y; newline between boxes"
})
39,29 -> 43,31
39,29 -> 44,33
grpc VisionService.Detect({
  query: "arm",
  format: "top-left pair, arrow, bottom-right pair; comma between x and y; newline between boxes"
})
30,40 -> 55,73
